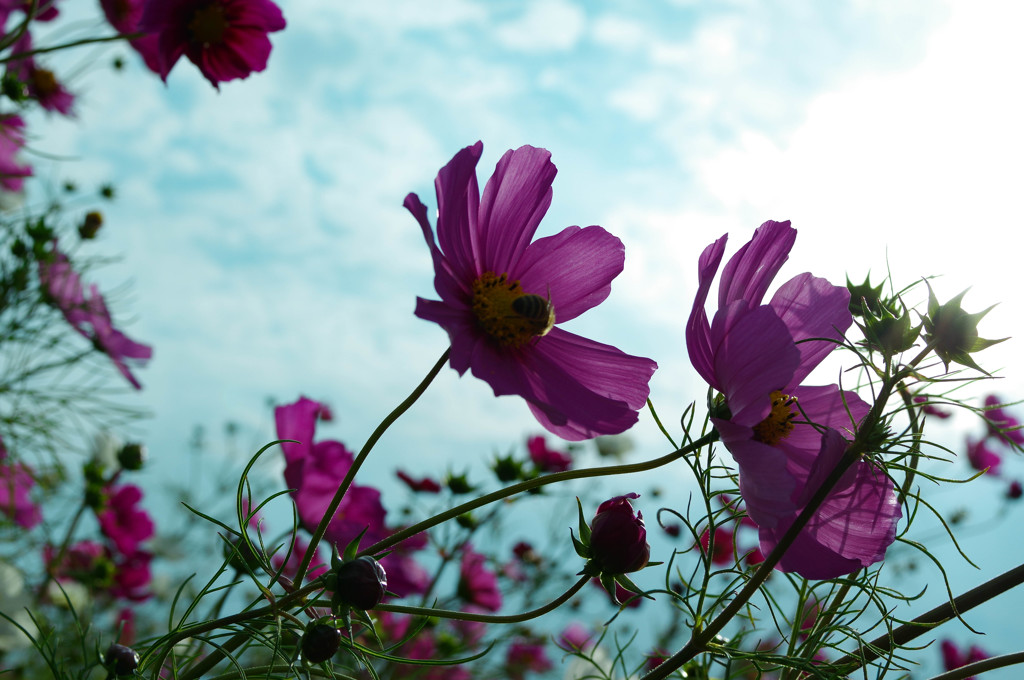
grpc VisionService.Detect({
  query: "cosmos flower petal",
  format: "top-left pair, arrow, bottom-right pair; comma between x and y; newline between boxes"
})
764,430 -> 901,579
717,220 -> 796,309
478,145 -> 556,274
714,421 -> 797,530
710,303 -> 801,427
435,141 -> 483,280
274,396 -> 320,465
413,298 -> 476,375
770,272 -> 853,386
686,234 -> 729,388
781,384 -> 869,457
405,194 -> 467,303
515,225 -> 623,323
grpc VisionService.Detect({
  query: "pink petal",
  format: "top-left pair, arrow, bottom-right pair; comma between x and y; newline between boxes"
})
413,297 -> 477,375
405,193 -> 468,303
477,145 -> 555,275
710,303 -> 800,427
514,225 -> 624,323
274,397 -> 320,466
769,272 -> 853,387
686,235 -> 728,387
717,220 -> 796,309
435,142 -> 483,282
715,422 -> 797,530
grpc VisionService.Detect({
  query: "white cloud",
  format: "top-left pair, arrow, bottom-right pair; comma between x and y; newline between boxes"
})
496,0 -> 586,52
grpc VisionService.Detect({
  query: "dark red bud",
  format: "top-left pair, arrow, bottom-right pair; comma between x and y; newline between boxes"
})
334,556 -> 387,610
104,643 -> 139,676
588,494 -> 650,574
302,622 -> 341,663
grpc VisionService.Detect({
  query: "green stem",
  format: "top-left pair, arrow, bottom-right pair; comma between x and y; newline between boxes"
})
295,348 -> 450,584
377,574 -> 589,624
928,651 -> 1024,680
360,431 -> 720,559
831,562 -> 1024,672
0,33 -> 143,63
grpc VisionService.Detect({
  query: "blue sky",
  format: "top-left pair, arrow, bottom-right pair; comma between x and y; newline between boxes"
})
20,0 -> 1024,675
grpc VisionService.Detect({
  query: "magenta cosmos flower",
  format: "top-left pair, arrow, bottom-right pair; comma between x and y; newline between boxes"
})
0,115 -> 32,192
97,484 -> 155,556
99,0 -> 162,74
38,246 -> 153,389
139,0 -> 285,89
0,439 -> 42,529
687,220 -> 901,579
457,542 -> 502,611
406,142 -> 657,440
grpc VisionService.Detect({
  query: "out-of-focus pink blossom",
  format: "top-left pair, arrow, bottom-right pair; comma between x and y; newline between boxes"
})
941,639 -> 988,679
984,395 -> 1024,445
98,0 -> 161,73
396,469 -> 442,493
505,639 -> 552,680
590,577 -> 643,608
0,115 -> 32,192
1007,480 -> 1023,500
111,550 -> 152,601
913,395 -> 952,419
97,484 -> 155,556
558,622 -> 593,651
699,527 -> 736,566
271,535 -> 328,583
139,0 -> 286,89
965,437 -> 1002,476
526,435 -> 573,472
0,440 -> 42,529
8,34 -> 74,115
457,543 -> 502,612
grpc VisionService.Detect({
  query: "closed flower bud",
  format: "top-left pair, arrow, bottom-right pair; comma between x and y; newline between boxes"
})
117,442 -> 146,471
78,211 -> 103,240
104,643 -> 140,676
588,493 -> 650,574
302,622 -> 341,663
333,555 -> 387,610
922,284 -> 1005,374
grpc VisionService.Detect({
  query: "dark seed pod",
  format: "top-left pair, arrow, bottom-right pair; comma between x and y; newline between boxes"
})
333,556 -> 388,610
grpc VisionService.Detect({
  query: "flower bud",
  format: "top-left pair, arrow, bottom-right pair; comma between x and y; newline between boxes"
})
588,493 -> 650,574
332,555 -> 387,610
302,622 -> 341,663
117,442 -> 146,471
922,284 -> 1005,374
104,643 -> 139,677
78,211 -> 103,240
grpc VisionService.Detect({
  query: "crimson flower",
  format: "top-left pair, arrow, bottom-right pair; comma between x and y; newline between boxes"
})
699,527 -> 735,566
687,220 -> 901,579
588,493 -> 649,574
139,0 -> 286,89
8,34 -> 74,115
0,115 -> 32,192
0,441 -> 41,529
984,394 -> 1024,445
505,639 -> 552,680
98,0 -> 162,74
271,535 -> 328,582
457,543 -> 502,612
406,142 -> 657,440
396,469 -> 442,493
97,484 -> 155,556
941,639 -> 988,679
527,434 -> 572,472
39,246 -> 152,389
965,437 -> 1002,475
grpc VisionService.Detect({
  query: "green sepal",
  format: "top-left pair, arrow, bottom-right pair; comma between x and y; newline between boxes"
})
614,573 -> 655,601
570,529 -> 590,559
343,527 -> 368,563
599,573 -> 619,604
575,497 -> 591,544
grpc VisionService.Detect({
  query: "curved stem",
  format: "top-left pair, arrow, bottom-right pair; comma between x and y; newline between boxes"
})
832,562 -> 1024,672
0,33 -> 143,63
928,651 -> 1024,680
376,574 -> 589,624
360,431 -> 720,558
296,348 -> 450,583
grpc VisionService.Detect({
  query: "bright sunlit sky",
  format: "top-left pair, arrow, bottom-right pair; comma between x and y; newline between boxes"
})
22,0 -> 1024,675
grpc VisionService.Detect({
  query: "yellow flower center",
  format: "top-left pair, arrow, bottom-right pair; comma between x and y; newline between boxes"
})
752,390 -> 797,446
30,68 -> 58,97
189,3 -> 228,45
471,272 -> 555,348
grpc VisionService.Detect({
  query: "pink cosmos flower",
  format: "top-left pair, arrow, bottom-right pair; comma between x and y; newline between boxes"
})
275,396 -> 388,546
271,535 -> 328,582
526,434 -> 572,472
0,115 -> 32,192
457,543 -> 502,612
97,484 -> 155,556
406,142 -> 658,440
139,0 -> 286,89
558,622 -> 593,651
505,639 -> 553,680
39,246 -> 153,389
965,437 -> 1002,475
0,440 -> 41,529
983,394 -> 1024,445
941,639 -> 988,679
396,469 -> 442,493
0,0 -> 60,27
8,34 -> 74,115
686,220 -> 901,579
98,0 -> 162,74
699,527 -> 735,566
